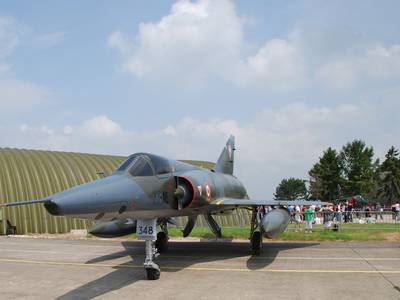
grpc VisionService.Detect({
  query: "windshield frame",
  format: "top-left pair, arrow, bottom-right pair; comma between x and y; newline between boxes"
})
114,153 -> 172,177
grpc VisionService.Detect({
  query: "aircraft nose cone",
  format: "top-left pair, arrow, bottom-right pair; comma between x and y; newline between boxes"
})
45,175 -> 144,217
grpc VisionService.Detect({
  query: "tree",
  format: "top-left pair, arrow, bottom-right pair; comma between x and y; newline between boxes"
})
376,146 -> 400,205
308,147 -> 342,202
339,140 -> 375,196
274,178 -> 307,200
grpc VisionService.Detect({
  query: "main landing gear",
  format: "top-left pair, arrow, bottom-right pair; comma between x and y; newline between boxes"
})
249,207 -> 263,255
140,218 -> 170,280
155,220 -> 169,253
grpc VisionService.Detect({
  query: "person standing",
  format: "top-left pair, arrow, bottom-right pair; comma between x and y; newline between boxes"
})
304,206 -> 314,233
392,204 -> 396,221
288,205 -> 294,223
341,204 -> 345,223
320,205 -> 334,230
375,203 -> 383,221
294,205 -> 302,232
335,204 -> 341,222
344,204 -> 348,223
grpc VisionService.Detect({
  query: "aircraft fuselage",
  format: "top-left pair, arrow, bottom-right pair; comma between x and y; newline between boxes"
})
44,154 -> 248,220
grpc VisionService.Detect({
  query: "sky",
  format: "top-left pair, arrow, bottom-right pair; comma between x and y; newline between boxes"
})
0,0 -> 399,198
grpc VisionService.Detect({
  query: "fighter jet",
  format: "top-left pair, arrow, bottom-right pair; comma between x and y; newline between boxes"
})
2,136 -> 323,280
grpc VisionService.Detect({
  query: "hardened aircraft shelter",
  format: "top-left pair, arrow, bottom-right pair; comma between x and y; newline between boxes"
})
0,148 -> 251,234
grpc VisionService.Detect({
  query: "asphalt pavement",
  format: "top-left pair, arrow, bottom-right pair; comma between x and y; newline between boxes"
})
0,236 -> 399,299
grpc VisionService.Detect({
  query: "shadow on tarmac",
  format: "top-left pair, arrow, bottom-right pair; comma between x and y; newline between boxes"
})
56,240 -> 318,300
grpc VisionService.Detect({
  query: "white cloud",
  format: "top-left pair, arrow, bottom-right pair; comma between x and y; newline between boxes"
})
0,16 -> 19,58
34,31 -> 66,47
0,62 -> 11,74
80,115 -> 123,138
240,38 -> 307,89
0,79 -> 48,110
0,16 -> 49,112
63,125 -> 73,135
0,2 -> 398,199
109,0 -> 400,92
316,44 -> 400,90
7,98 -> 399,198
110,0 -> 243,83
108,31 -> 132,56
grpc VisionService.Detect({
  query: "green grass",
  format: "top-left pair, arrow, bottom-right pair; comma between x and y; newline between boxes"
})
119,223 -> 399,242
168,227 -> 251,239
280,223 -> 400,241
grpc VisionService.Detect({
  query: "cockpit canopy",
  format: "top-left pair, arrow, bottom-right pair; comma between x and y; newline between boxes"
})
115,153 -> 172,177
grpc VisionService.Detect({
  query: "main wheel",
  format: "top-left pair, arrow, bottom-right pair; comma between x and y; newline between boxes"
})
155,231 -> 169,253
251,231 -> 262,255
145,267 -> 160,280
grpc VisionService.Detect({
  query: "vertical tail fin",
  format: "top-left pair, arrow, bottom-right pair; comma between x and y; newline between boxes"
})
213,135 -> 235,175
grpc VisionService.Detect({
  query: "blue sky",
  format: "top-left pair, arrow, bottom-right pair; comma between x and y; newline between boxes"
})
0,0 -> 399,197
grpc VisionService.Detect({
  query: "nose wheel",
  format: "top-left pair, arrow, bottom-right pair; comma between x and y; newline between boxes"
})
145,261 -> 160,280
144,239 -> 161,280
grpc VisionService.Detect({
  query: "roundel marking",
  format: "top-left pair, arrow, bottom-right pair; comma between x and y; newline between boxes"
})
205,182 -> 212,201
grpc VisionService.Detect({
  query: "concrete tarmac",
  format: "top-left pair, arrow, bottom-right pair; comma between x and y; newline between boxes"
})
0,237 -> 399,300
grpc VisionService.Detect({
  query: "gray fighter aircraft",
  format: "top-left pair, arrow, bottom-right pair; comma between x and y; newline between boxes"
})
2,136 -> 323,280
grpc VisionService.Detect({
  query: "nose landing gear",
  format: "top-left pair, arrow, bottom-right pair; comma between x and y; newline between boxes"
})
144,239 -> 160,280
137,218 -> 162,280
138,218 -> 170,280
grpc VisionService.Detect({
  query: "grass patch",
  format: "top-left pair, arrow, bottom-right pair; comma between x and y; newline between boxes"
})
280,229 -> 384,241
119,223 -> 399,242
280,223 -> 400,241
168,227 -> 251,239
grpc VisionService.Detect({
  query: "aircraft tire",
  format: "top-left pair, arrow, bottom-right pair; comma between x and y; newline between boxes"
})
145,267 -> 160,280
251,231 -> 262,255
155,232 -> 169,253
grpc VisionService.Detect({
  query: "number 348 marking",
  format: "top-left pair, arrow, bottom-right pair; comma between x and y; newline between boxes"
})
137,225 -> 154,235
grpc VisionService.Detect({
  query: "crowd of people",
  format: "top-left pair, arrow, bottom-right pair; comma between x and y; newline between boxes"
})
286,202 -> 400,233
